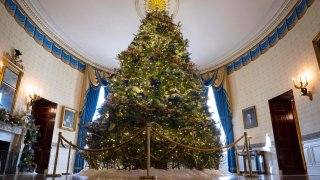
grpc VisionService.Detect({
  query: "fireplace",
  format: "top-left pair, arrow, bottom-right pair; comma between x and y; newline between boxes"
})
0,141 -> 10,173
0,122 -> 24,174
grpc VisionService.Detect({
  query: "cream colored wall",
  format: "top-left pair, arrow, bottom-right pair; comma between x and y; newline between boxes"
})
228,0 -> 320,174
0,4 -> 83,173
229,0 -> 320,144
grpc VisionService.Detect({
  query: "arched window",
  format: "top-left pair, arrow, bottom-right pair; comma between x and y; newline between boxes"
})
207,86 -> 228,172
92,87 -> 105,121
207,86 -> 226,145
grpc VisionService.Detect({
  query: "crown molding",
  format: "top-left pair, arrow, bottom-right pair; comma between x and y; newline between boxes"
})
8,0 -> 303,74
200,0 -> 296,73
16,0 -> 113,73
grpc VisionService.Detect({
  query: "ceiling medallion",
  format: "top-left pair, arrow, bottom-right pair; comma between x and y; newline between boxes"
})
135,0 -> 180,19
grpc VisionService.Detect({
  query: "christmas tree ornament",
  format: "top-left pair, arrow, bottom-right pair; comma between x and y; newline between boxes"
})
108,123 -> 116,131
83,10 -> 222,170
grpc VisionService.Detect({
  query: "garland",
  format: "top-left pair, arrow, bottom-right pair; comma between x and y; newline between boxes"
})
18,115 -> 39,172
0,108 -> 40,172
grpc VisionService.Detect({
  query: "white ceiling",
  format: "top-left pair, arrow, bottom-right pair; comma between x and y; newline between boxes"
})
24,0 -> 288,71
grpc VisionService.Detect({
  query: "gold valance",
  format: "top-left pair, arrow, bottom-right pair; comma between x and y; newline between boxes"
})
202,66 -> 232,114
79,65 -> 111,110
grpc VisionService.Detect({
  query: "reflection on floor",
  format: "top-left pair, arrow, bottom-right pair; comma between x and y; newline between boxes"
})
0,174 -> 320,180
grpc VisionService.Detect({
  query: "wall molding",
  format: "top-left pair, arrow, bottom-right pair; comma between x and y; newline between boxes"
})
223,0 -> 314,75
302,131 -> 320,141
3,0 -> 312,75
0,0 -> 90,72
1,0 -> 114,73
303,137 -> 320,175
237,142 -> 275,150
236,131 -> 320,150
201,0 -> 294,73
17,0 -> 112,73
201,0 -> 314,74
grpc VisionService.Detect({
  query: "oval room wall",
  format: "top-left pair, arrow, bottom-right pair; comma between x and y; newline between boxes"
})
227,0 -> 320,175
0,2 -> 83,174
1,0 -> 320,175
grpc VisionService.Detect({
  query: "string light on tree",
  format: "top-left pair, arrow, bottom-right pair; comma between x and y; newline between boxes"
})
83,4 -> 222,170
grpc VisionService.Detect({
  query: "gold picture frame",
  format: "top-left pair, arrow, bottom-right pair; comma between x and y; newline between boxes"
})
313,32 -> 320,69
60,106 -> 77,131
0,55 -> 24,114
242,106 -> 258,129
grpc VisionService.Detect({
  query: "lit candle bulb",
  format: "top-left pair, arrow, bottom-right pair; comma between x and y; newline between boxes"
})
304,76 -> 308,84
298,75 -> 302,83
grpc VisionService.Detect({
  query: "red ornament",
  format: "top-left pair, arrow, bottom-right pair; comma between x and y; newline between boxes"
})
139,117 -> 146,125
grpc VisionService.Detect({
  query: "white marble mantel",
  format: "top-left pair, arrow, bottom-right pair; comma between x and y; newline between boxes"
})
0,121 -> 25,174
0,121 -> 23,135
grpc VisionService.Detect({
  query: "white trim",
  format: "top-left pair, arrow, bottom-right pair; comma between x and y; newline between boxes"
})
201,0 -> 296,73
16,0 -> 113,72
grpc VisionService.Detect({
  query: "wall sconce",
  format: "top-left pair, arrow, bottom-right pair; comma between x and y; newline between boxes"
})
292,75 -> 312,100
26,86 -> 42,111
0,60 -> 3,69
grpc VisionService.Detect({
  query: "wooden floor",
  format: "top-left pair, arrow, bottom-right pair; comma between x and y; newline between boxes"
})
1,174 -> 320,180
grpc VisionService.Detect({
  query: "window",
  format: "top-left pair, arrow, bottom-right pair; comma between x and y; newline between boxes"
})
207,86 -> 228,172
207,86 -> 226,145
92,87 -> 105,121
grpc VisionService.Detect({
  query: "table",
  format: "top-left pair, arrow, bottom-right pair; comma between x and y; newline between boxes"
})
237,149 -> 266,174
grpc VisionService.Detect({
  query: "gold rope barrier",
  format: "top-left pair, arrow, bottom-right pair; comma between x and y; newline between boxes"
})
60,128 -> 145,152
47,132 -> 62,177
151,129 -> 245,152
51,123 -> 252,178
62,141 -> 72,175
49,129 -> 145,177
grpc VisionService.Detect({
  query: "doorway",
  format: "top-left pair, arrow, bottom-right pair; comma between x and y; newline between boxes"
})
31,98 -> 57,173
268,90 -> 306,174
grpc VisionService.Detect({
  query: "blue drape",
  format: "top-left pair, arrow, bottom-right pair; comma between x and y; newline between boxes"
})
203,71 -> 236,173
74,71 -> 108,173
97,72 -> 109,99
213,86 -> 236,173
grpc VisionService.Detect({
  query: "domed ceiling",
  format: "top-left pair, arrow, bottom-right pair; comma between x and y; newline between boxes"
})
17,0 -> 292,72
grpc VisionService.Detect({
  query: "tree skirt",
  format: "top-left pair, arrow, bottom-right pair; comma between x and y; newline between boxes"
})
77,168 -> 224,179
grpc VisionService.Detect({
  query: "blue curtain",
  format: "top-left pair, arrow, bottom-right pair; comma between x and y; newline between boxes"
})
203,72 -> 216,95
213,86 -> 236,173
97,72 -> 109,99
203,70 -> 236,173
74,70 -> 108,173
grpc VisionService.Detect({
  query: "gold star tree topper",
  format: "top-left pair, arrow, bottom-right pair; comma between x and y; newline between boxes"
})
136,0 -> 179,18
145,0 -> 168,12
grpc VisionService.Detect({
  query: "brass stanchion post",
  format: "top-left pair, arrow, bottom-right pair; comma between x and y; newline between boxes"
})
147,124 -> 151,176
235,145 -> 240,175
47,132 -> 62,177
244,132 -> 254,177
62,141 -> 72,175
140,123 -> 156,179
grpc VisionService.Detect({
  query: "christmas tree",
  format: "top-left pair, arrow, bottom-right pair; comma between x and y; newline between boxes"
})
18,116 -> 39,172
83,10 -> 222,170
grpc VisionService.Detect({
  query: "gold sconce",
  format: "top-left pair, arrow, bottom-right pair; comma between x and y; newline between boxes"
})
292,75 -> 312,100
0,60 -> 4,69
26,86 -> 42,111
